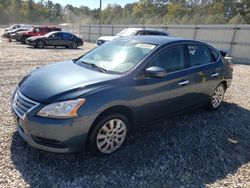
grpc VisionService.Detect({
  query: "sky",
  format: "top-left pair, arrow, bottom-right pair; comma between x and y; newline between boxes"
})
36,0 -> 138,9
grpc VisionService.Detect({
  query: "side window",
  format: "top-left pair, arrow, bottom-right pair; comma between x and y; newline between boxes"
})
150,45 -> 186,73
62,33 -> 72,40
137,31 -> 147,35
159,32 -> 168,36
188,44 -> 212,67
211,49 -> 219,62
55,33 -> 62,38
34,27 -> 40,32
53,28 -> 61,31
147,31 -> 158,35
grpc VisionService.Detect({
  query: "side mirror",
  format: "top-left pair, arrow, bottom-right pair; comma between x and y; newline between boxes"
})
145,66 -> 166,78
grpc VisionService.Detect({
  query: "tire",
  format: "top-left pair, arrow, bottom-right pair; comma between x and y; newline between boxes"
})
36,40 -> 44,48
209,83 -> 225,110
71,41 -> 77,49
21,37 -> 27,44
88,114 -> 129,155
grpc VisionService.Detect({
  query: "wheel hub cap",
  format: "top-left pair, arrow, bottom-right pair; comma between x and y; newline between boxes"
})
212,85 -> 224,108
96,119 -> 127,154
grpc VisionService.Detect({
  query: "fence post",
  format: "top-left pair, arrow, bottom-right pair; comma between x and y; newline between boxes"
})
165,25 -> 168,33
99,25 -> 102,38
193,24 -> 198,40
111,25 -> 114,36
88,25 -> 91,42
229,24 -> 238,56
78,24 -> 81,37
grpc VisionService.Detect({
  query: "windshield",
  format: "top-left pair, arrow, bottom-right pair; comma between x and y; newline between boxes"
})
116,29 -> 138,37
76,40 -> 156,74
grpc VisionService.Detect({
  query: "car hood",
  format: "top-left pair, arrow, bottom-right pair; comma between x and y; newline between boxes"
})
98,36 -> 119,41
19,61 -> 120,103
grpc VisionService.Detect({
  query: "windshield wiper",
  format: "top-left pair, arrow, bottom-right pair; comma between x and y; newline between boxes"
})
77,61 -> 108,73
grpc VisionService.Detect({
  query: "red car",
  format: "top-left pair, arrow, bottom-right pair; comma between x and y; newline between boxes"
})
17,26 -> 61,44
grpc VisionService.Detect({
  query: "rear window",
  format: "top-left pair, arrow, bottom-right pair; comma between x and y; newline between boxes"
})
211,49 -> 220,62
62,33 -> 73,40
188,44 -> 212,67
147,31 -> 167,36
54,28 -> 62,31
34,27 -> 40,32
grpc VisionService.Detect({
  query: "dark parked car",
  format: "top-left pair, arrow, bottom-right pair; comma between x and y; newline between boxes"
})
26,31 -> 83,48
11,36 -> 233,155
96,28 -> 169,46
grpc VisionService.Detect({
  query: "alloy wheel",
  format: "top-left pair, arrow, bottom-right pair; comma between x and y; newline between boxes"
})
211,85 -> 225,109
96,119 -> 127,154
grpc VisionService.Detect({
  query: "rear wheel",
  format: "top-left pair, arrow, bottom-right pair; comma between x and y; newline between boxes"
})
88,114 -> 129,155
209,83 -> 225,110
37,40 -> 44,48
21,37 -> 27,44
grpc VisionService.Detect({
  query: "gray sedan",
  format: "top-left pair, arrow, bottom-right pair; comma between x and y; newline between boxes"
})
11,36 -> 233,155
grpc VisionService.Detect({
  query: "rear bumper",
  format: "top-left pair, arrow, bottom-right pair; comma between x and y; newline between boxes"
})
12,108 -> 97,153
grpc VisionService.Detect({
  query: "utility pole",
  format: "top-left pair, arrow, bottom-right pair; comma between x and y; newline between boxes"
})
99,0 -> 102,25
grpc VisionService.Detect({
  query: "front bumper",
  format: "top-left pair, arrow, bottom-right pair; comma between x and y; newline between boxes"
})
12,103 -> 97,154
26,40 -> 36,46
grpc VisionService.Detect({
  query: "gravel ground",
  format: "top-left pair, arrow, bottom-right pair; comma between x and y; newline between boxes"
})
0,30 -> 250,188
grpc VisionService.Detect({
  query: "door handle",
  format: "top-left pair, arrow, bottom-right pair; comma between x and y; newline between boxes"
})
211,72 -> 219,77
178,80 -> 189,86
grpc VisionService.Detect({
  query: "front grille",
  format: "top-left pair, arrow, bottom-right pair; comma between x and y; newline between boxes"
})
12,90 -> 39,119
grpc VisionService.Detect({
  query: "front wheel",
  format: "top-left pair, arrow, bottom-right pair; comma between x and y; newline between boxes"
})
209,83 -> 225,110
71,41 -> 77,49
88,114 -> 129,155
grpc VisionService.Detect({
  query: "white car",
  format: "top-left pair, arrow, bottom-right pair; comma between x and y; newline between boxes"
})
5,24 -> 33,32
95,28 -> 169,46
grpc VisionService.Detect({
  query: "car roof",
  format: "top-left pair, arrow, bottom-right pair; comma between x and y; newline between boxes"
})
123,28 -> 166,32
114,36 -> 196,45
33,26 -> 60,28
46,31 -> 76,36
48,31 -> 73,34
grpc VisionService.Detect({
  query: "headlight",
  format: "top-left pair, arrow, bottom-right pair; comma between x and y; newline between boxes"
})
37,99 -> 85,118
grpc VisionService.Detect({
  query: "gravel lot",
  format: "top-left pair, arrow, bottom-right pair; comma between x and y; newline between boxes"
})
0,30 -> 250,188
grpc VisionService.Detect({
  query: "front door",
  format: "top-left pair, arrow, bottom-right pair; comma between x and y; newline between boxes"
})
46,33 -> 62,46
133,45 -> 201,124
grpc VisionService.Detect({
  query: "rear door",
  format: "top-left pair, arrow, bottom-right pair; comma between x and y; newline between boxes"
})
46,33 -> 62,46
62,33 -> 73,46
186,43 -> 223,103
